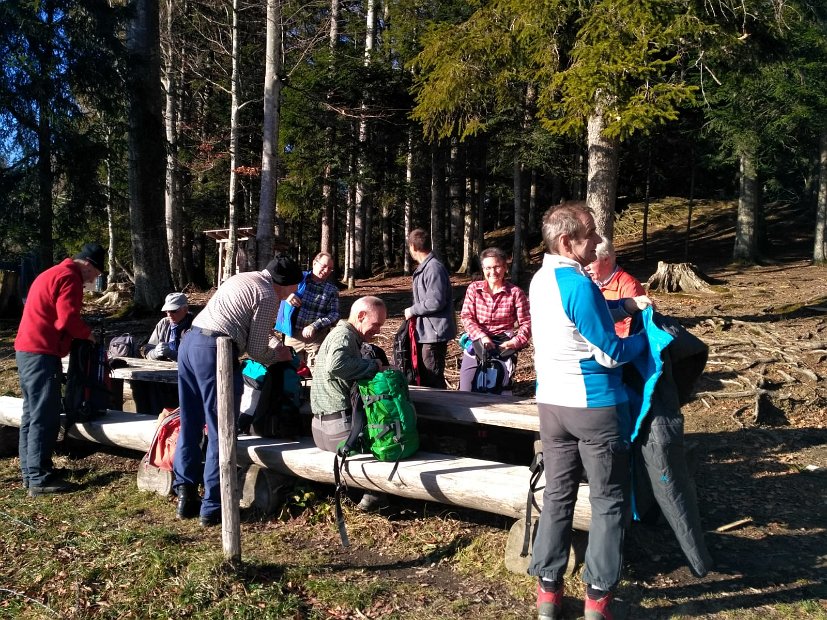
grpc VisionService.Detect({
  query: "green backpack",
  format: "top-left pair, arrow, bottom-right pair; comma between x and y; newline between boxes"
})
333,368 -> 419,546
338,368 -> 419,462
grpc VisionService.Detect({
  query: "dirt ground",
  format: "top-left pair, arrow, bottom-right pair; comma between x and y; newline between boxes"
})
0,198 -> 825,617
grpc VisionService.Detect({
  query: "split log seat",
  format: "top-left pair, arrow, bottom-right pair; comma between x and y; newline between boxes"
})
0,395 -> 590,530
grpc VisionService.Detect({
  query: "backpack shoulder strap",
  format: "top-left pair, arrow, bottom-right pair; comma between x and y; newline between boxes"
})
521,445 -> 545,557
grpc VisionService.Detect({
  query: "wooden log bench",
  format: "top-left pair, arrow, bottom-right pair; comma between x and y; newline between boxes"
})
0,395 -> 589,530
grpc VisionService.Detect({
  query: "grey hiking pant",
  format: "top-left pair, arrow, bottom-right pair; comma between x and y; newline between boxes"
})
16,352 -> 63,488
528,402 -> 631,591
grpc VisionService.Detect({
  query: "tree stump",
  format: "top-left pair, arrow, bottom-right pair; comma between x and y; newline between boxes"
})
646,261 -> 715,293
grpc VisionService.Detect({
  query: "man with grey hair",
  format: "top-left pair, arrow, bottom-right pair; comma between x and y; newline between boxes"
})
586,240 -> 645,337
529,202 -> 652,620
141,292 -> 194,361
310,296 -> 388,452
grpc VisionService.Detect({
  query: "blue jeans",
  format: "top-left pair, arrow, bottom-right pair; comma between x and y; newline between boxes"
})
16,352 -> 62,487
528,402 -> 631,591
173,329 -> 242,518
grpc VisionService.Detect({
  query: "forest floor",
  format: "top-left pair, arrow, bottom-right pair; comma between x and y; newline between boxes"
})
0,198 -> 825,618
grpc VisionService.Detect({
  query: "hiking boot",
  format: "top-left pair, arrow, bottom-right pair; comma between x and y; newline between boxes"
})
176,484 -> 201,520
357,492 -> 390,513
199,512 -> 221,527
584,589 -> 614,620
28,479 -> 75,497
537,581 -> 564,620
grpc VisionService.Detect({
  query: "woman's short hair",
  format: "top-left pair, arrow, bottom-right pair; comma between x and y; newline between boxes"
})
541,201 -> 590,254
479,247 -> 507,265
407,228 -> 431,253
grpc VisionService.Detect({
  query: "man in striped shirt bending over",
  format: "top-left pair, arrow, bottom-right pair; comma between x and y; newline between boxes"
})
173,254 -> 303,527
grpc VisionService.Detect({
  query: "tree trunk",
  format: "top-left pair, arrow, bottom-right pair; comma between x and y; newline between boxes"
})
642,140 -> 651,261
684,145 -> 696,262
105,131 -> 116,278
449,141 -> 464,269
126,0 -> 173,308
475,142 -> 487,259
528,169 -> 538,232
430,141 -> 446,260
586,108 -> 619,243
36,5 -> 55,268
256,0 -> 283,268
733,149 -> 759,263
352,0 -> 376,277
459,171 -> 475,275
346,178 -> 356,289
319,0 -> 339,257
511,155 -> 523,281
223,0 -> 241,281
403,129 -> 414,275
162,0 -> 184,288
814,128 -> 827,263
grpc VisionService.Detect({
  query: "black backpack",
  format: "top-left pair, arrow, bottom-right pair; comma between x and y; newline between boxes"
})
238,355 -> 303,438
392,318 -> 420,385
63,339 -> 111,425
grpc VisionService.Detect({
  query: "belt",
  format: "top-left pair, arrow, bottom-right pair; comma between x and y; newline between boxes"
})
199,328 -> 228,338
317,410 -> 349,422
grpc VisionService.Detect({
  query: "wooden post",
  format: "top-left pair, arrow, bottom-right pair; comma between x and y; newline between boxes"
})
216,337 -> 241,561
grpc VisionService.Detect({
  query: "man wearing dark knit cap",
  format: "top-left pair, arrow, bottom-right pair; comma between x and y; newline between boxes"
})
173,254 -> 303,526
14,242 -> 105,496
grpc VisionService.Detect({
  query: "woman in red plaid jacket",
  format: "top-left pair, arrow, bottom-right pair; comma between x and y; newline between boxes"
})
459,247 -> 531,392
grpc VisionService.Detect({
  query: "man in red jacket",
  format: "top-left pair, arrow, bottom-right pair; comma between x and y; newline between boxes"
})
14,243 -> 105,496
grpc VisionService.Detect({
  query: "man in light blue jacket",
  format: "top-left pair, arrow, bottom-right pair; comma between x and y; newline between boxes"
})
404,228 -> 456,388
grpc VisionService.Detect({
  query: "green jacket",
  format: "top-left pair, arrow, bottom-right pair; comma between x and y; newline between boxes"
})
310,320 -> 380,416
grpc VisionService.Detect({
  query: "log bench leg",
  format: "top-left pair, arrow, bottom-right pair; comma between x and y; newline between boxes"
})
0,424 -> 18,457
504,518 -> 587,577
239,465 -> 295,515
136,457 -> 174,496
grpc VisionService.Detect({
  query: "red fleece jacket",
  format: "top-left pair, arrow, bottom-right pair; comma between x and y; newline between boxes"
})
14,258 -> 91,358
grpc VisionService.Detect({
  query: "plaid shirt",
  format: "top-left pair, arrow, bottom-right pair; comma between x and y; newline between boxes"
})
192,269 -> 287,365
295,273 -> 339,331
460,280 -> 531,349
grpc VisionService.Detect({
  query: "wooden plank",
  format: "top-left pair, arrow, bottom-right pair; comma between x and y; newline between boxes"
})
409,387 -> 538,431
0,395 -> 590,529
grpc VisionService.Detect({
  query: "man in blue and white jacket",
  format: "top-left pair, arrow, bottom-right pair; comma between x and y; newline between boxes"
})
529,202 -> 652,620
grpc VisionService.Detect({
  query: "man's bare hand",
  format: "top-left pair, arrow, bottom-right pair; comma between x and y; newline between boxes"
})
302,325 -> 316,339
624,295 -> 655,314
287,293 -> 302,308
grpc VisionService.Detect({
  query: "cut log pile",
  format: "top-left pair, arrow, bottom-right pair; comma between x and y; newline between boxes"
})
693,317 -> 826,426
